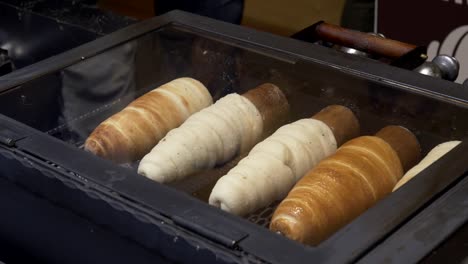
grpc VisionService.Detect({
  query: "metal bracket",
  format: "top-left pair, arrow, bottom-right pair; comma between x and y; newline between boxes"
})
0,115 -> 34,147
172,209 -> 249,248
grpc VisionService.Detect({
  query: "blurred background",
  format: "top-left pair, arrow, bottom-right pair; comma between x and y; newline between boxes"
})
1,1 -> 468,263
99,0 -> 373,34
98,0 -> 468,84
1,0 -> 467,82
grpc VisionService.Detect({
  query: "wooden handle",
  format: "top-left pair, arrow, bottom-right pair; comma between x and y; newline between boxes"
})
375,126 -> 421,173
242,83 -> 290,137
315,22 -> 417,59
312,105 -> 360,146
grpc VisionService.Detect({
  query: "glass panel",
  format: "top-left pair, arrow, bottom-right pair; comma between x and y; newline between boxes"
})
0,25 -> 467,244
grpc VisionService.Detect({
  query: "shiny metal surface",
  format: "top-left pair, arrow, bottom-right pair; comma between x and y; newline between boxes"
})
414,62 -> 443,78
336,46 -> 370,57
334,32 -> 385,58
432,55 -> 460,81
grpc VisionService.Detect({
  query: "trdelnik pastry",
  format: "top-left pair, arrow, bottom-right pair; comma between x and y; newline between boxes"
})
270,125 -> 421,245
138,83 -> 290,183
85,77 -> 212,163
209,105 -> 360,216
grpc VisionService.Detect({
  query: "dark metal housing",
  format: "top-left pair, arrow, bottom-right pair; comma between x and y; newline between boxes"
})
0,10 -> 467,264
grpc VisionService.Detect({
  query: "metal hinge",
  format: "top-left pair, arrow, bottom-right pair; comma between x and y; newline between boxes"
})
172,209 -> 249,248
0,135 -> 15,147
0,115 -> 34,147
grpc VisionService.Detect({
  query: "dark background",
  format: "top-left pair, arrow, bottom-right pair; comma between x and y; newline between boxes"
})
377,0 -> 468,46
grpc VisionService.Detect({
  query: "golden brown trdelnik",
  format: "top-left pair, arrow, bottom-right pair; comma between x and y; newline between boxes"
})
270,125 -> 421,246
84,77 -> 212,163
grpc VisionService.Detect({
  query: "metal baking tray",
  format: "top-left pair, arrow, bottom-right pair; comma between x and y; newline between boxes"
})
0,10 -> 467,263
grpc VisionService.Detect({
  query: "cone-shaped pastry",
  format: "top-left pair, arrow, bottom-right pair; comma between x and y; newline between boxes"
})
270,125 -> 421,246
85,78 -> 212,163
209,105 -> 360,216
138,83 -> 290,183
393,140 -> 461,191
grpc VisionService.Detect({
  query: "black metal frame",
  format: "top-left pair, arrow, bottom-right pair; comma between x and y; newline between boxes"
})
0,119 -> 249,264
0,10 -> 468,264
358,169 -> 468,263
0,160 -> 169,264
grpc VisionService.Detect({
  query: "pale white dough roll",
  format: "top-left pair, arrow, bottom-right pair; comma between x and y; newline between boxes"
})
138,93 -> 263,183
393,140 -> 461,191
209,119 -> 338,216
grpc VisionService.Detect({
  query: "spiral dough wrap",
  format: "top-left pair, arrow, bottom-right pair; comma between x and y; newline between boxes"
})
209,119 -> 337,216
138,93 -> 263,183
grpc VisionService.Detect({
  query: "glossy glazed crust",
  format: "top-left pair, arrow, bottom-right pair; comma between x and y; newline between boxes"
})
270,135 -> 403,245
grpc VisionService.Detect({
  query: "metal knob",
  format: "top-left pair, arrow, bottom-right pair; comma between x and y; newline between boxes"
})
432,55 -> 459,81
414,62 -> 443,78
414,55 -> 460,81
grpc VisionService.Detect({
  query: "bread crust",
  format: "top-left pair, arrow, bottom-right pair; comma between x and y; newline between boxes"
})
270,126 -> 419,245
85,78 -> 212,163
